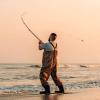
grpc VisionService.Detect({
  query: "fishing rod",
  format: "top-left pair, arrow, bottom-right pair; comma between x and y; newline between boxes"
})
21,15 -> 41,41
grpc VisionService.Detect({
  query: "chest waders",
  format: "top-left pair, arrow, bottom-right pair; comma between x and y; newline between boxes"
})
49,42 -> 57,65
40,42 -> 64,94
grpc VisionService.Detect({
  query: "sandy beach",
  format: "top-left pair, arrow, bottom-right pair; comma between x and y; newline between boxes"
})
0,88 -> 100,100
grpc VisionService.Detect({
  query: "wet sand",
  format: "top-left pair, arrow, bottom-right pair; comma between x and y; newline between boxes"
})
0,88 -> 100,100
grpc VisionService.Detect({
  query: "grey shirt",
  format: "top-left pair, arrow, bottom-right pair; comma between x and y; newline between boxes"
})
39,41 -> 57,51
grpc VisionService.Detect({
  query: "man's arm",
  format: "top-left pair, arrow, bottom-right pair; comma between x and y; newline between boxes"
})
38,40 -> 44,50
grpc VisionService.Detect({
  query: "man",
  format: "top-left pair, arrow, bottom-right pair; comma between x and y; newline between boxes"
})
39,33 -> 64,94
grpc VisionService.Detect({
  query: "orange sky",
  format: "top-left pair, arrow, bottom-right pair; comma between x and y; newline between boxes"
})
0,0 -> 100,64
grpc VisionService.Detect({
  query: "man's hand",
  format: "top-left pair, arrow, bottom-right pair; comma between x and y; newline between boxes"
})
39,40 -> 43,50
39,40 -> 43,44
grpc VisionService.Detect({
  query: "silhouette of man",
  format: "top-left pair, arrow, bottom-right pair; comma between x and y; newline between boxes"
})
39,33 -> 64,94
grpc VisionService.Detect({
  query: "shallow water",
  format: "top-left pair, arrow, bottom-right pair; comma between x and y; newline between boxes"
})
0,63 -> 100,94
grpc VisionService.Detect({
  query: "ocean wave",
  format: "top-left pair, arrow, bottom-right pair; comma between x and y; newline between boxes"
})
27,65 -> 41,68
12,76 -> 39,80
0,80 -> 100,95
4,67 -> 27,69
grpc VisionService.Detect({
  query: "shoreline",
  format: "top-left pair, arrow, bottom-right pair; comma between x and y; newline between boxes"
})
0,88 -> 100,100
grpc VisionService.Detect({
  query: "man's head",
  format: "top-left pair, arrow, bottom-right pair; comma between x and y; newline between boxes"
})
48,33 -> 57,41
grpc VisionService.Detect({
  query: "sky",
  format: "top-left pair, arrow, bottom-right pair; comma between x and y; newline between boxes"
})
0,0 -> 100,64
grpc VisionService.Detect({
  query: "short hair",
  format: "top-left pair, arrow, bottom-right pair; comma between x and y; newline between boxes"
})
51,33 -> 57,37
50,33 -> 57,41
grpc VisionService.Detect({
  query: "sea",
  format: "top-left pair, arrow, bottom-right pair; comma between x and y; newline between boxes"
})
0,63 -> 100,95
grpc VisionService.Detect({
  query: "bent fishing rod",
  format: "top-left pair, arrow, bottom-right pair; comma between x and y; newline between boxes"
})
21,16 -> 41,41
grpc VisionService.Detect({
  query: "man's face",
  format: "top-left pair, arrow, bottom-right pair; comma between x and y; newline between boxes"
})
49,35 -> 52,41
49,35 -> 56,41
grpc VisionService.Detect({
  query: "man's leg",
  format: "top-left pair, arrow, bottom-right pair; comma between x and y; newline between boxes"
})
40,68 -> 50,94
51,67 -> 64,93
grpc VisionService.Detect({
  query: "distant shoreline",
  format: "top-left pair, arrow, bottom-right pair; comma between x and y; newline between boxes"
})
1,63 -> 100,65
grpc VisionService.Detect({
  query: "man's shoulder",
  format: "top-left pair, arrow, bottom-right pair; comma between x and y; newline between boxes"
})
44,42 -> 49,45
45,41 -> 57,47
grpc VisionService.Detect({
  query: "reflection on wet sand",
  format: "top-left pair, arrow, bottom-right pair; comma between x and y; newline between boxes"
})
42,94 -> 61,100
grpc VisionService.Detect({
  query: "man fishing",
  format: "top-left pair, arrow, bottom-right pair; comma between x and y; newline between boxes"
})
39,33 -> 64,94
21,17 -> 64,94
